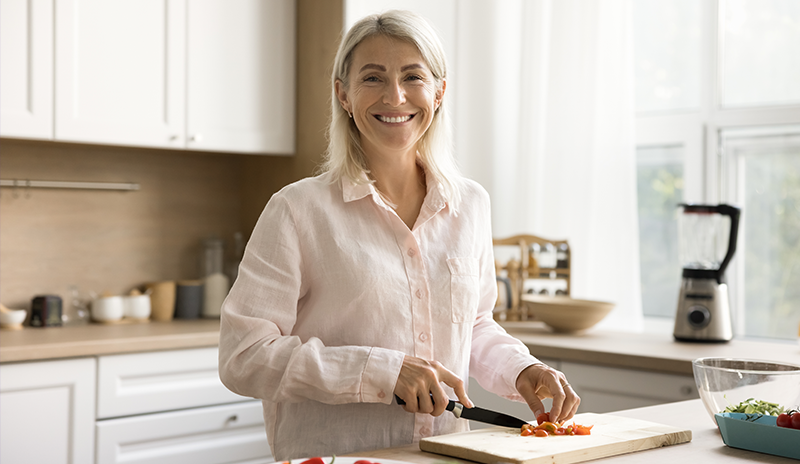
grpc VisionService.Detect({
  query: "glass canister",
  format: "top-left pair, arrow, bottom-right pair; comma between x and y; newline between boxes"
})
202,238 -> 230,318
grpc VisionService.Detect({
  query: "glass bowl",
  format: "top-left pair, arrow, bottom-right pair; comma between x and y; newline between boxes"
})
692,357 -> 800,424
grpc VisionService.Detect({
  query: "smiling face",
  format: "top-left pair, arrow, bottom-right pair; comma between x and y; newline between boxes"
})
335,34 -> 445,163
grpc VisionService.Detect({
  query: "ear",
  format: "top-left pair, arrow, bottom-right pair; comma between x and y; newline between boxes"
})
334,79 -> 351,114
435,78 -> 447,109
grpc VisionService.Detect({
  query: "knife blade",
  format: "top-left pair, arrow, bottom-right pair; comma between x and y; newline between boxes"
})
395,395 -> 528,429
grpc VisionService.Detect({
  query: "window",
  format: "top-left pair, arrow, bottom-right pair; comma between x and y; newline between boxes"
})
634,0 -> 800,340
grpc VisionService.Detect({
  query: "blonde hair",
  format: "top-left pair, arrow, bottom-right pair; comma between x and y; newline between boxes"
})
322,10 -> 463,212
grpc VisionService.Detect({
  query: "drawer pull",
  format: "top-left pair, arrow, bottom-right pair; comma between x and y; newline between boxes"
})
680,386 -> 695,396
225,414 -> 238,425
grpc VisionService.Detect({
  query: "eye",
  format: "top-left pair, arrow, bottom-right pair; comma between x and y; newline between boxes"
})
363,75 -> 380,82
406,74 -> 423,81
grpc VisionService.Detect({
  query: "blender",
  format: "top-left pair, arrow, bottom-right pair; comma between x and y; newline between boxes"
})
673,204 -> 741,343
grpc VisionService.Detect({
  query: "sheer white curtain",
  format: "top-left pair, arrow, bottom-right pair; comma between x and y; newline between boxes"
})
453,0 -> 643,331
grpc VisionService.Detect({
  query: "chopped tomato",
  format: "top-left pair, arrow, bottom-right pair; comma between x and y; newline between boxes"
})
554,427 -> 567,435
575,425 -> 593,435
534,429 -> 549,437
535,422 -> 557,433
536,412 -> 551,425
353,461 -> 376,464
521,427 -> 535,436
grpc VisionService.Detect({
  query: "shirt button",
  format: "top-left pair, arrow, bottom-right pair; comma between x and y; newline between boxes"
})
407,248 -> 416,257
421,427 -> 431,436
419,332 -> 428,341
378,391 -> 386,399
415,289 -> 422,299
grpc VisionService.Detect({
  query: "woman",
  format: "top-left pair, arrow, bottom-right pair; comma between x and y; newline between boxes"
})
219,10 -> 580,459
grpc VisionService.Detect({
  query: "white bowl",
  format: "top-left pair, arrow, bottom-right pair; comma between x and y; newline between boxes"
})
91,296 -> 124,322
0,309 -> 27,328
123,294 -> 151,319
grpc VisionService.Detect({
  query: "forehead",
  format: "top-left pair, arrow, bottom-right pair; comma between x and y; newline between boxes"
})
350,35 -> 428,72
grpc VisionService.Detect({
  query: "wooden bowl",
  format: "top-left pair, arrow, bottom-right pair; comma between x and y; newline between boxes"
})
522,295 -> 614,333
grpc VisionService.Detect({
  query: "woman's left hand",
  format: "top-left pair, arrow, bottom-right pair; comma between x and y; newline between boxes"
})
515,363 -> 580,424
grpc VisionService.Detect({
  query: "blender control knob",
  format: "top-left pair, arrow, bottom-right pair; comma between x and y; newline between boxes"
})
687,305 -> 711,329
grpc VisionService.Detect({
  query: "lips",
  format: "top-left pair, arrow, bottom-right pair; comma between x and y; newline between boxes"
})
375,114 -> 415,124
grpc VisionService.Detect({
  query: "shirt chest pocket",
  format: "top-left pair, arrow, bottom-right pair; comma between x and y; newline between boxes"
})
447,257 -> 479,323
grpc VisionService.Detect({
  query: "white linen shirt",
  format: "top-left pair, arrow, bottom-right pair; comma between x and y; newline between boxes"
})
218,170 -> 539,459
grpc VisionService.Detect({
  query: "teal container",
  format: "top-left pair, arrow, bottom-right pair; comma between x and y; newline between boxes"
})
715,413 -> 800,460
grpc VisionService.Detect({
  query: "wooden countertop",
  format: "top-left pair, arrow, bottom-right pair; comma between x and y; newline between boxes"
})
2,319 -> 798,373
352,399 -> 795,463
499,321 -> 800,376
0,319 -> 220,363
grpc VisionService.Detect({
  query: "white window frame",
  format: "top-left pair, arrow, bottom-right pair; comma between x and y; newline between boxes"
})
635,0 -> 800,337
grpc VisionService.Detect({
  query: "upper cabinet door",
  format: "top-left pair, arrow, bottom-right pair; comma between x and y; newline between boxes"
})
0,0 -> 54,139
55,0 -> 186,149
186,0 -> 295,155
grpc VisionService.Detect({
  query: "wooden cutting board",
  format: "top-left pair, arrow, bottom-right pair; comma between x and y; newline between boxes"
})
420,413 -> 691,464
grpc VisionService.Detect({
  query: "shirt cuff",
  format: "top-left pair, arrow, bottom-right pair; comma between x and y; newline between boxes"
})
360,346 -> 405,404
500,355 -> 542,402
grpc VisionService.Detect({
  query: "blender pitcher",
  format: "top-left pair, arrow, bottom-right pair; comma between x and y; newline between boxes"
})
673,204 -> 741,342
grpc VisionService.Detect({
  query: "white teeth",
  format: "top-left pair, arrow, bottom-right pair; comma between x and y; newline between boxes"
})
378,115 -> 411,123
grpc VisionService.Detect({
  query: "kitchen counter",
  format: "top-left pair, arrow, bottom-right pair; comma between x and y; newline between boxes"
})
500,321 -> 800,375
2,319 -> 798,368
353,399 -> 795,463
0,319 -> 220,363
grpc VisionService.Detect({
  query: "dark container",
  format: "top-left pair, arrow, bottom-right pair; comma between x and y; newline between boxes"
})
30,295 -> 63,327
175,280 -> 203,319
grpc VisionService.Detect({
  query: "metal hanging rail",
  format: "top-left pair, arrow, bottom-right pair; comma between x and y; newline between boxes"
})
0,179 -> 140,191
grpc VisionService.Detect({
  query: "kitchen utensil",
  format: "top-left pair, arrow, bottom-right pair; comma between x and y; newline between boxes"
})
395,395 -> 528,429
673,204 -> 740,342
521,295 -> 613,333
91,295 -> 124,322
420,412 -> 692,464
30,295 -> 63,327
202,238 -> 229,318
692,357 -> 800,425
145,281 -> 176,321
0,303 -> 27,329
175,280 -> 203,319
715,412 -> 800,460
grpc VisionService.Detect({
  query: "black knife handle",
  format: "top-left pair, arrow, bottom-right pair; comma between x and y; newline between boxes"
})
395,394 -> 455,411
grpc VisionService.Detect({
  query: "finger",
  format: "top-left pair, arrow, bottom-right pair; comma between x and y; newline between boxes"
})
430,384 -> 448,417
517,379 -> 546,418
417,391 -> 435,414
548,381 -> 567,422
435,363 -> 474,408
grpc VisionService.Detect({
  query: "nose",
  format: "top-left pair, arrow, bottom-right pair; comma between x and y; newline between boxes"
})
383,79 -> 406,107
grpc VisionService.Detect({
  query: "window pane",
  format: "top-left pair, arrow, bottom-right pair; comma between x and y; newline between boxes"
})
637,145 -> 684,317
633,0 -> 704,113
726,133 -> 800,339
721,0 -> 800,107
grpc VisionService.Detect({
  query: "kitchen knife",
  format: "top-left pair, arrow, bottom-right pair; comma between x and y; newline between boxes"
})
395,395 -> 529,429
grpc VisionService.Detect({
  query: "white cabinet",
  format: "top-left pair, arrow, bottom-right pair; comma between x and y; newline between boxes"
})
96,401 -> 270,464
54,0 -> 186,149
559,361 -> 699,413
0,0 -> 53,139
2,0 -> 295,154
0,357 -> 96,464
186,0 -> 295,154
97,347 -> 248,419
96,347 -> 272,464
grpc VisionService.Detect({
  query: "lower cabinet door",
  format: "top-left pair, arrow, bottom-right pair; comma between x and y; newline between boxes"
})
96,400 -> 271,464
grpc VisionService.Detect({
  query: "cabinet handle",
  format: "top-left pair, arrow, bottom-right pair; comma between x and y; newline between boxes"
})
680,386 -> 695,396
225,414 -> 238,425
169,135 -> 179,141
190,133 -> 203,142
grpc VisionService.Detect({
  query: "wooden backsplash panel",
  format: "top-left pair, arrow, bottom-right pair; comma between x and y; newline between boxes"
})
0,139 -> 243,312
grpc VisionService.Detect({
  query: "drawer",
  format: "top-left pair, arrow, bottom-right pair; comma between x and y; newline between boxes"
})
97,347 -> 248,419
96,400 -> 271,464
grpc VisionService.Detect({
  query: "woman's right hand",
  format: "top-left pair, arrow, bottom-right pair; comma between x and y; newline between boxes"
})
394,355 -> 474,416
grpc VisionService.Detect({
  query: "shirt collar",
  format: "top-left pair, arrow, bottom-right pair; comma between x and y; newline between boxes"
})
340,161 -> 448,213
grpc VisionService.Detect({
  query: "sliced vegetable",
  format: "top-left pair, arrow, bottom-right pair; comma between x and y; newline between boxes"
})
722,398 -> 786,416
536,412 -> 550,425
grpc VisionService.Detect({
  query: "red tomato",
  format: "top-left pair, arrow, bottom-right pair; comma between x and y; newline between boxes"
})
536,412 -> 550,425
521,427 -> 535,437
777,413 -> 792,428
300,458 -> 325,464
575,425 -> 593,435
791,412 -> 800,430
534,429 -> 549,437
353,461 -> 376,464
554,427 -> 567,435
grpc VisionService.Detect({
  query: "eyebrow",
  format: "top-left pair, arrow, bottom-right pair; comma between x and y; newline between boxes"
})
358,63 -> 426,73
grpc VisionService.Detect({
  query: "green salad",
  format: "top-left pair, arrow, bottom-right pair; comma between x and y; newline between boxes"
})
722,397 -> 786,416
